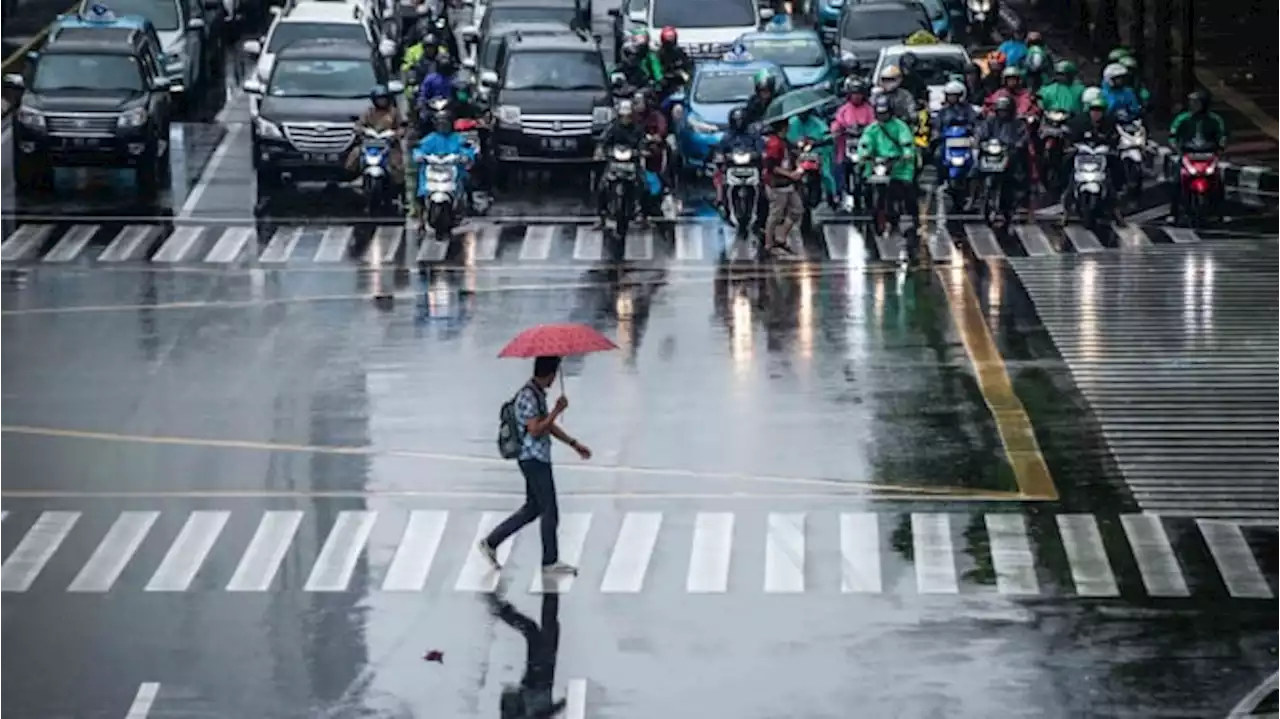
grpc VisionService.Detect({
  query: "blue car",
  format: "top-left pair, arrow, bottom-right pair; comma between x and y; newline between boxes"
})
737,21 -> 837,90
670,56 -> 790,173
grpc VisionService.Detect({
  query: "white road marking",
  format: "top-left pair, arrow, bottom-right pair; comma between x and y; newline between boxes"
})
1057,514 -> 1119,597
1163,226 -> 1202,244
675,224 -> 704,261
68,511 -> 159,593
364,225 -> 404,264
1197,520 -> 1273,599
963,223 -> 1004,259
873,229 -> 900,262
839,512 -> 881,593
471,225 -> 500,261
259,227 -> 301,263
600,512 -> 662,593
152,226 -> 203,263
313,226 -> 354,263
304,511 -> 377,591
573,226 -> 603,261
686,512 -> 734,593
1,511 -> 80,592
912,513 -> 959,594
417,237 -> 450,262
823,224 -> 856,261
226,511 -> 304,591
1121,515 -> 1189,597
42,224 -> 98,263
1112,223 -> 1151,249
382,510 -> 448,591
565,679 -> 587,719
764,512 -> 805,593
1,224 -> 55,261
179,124 -> 244,220
203,227 -> 253,263
125,682 -> 161,719
518,225 -> 555,261
1062,225 -> 1104,253
531,512 -> 592,594
454,511 -> 512,592
623,230 -> 653,261
145,511 -> 229,592
99,225 -> 160,262
985,513 -> 1039,595
1012,224 -> 1055,256
1124,204 -> 1171,224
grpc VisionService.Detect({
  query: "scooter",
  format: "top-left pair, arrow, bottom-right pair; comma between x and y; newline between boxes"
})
840,125 -> 867,214
1039,109 -> 1071,194
360,126 -> 399,217
1178,143 -> 1221,227
416,151 -> 465,239
796,137 -> 824,236
977,137 -> 1011,225
1116,112 -> 1146,201
603,143 -> 640,260
1071,141 -> 1112,231
940,123 -> 976,212
965,0 -> 997,42
866,156 -> 895,235
722,148 -> 762,239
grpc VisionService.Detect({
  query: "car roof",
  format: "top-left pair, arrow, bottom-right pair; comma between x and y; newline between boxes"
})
505,31 -> 594,51
47,26 -> 138,46
488,0 -> 578,7
489,19 -> 574,36
739,28 -> 823,43
53,12 -> 152,32
274,38 -> 373,59
695,58 -> 784,76
39,37 -> 139,54
281,3 -> 363,22
845,2 -> 920,13
878,42 -> 968,57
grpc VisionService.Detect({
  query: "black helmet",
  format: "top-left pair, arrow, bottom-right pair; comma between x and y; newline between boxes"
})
994,95 -> 1014,115
728,106 -> 746,131
1187,90 -> 1209,112
872,95 -> 892,116
898,52 -> 918,72
753,70 -> 777,93
434,109 -> 454,131
370,84 -> 391,102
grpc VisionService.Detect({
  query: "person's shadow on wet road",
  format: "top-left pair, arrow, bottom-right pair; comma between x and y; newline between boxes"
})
486,593 -> 566,719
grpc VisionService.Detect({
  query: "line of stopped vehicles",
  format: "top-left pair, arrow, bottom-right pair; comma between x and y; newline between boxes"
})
6,0 -> 1227,263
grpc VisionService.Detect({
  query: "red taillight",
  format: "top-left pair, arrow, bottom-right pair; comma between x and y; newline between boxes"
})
1190,177 -> 1209,194
453,119 -> 478,131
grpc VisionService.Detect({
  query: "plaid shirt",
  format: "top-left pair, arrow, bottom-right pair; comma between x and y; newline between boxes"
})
515,382 -> 552,463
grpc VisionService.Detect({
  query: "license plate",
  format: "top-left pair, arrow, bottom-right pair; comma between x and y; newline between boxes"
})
67,137 -> 100,148
980,158 -> 1007,172
303,153 -> 341,162
543,137 -> 577,152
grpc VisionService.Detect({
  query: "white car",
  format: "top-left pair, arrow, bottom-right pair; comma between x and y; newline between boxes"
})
872,42 -> 973,111
243,1 -> 393,89
611,0 -> 771,64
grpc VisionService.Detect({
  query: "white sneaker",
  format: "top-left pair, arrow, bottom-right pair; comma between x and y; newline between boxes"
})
541,562 -> 578,576
477,540 -> 501,570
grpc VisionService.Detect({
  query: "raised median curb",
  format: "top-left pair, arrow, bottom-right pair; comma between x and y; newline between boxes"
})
1149,144 -> 1279,194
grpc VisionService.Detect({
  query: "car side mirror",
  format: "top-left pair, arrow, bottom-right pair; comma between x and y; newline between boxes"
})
379,38 -> 396,57
606,7 -> 618,15
387,79 -> 405,93
758,6 -> 774,19
186,17 -> 205,31
479,70 -> 499,86
150,76 -> 172,91
242,77 -> 264,94
243,39 -> 263,55
268,5 -> 282,15
461,56 -> 476,69
592,33 -> 602,44
627,9 -> 646,24
3,73 -> 24,89
460,24 -> 478,40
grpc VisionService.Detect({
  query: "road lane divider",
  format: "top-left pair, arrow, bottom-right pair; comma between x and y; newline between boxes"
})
125,683 -> 161,719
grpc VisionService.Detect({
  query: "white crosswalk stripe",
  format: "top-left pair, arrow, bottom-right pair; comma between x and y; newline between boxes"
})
1,509 -> 1272,598
0,220 -> 1211,267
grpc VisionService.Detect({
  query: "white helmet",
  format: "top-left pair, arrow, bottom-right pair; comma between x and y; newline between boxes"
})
878,64 -> 902,89
1102,62 -> 1129,83
943,80 -> 966,98
1080,86 -> 1102,107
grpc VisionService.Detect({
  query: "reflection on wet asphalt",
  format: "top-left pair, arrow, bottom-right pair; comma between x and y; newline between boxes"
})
2,14 -> 1278,719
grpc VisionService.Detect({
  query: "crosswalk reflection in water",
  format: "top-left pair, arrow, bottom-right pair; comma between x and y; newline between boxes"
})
0,219 -> 1210,268
1,508 -> 1273,600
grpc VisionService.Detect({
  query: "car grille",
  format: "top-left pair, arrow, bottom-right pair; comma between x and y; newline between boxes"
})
520,115 -> 593,137
46,113 -> 117,137
283,123 -> 356,153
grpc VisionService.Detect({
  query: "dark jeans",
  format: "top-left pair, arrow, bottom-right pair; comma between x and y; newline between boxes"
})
486,459 -> 559,566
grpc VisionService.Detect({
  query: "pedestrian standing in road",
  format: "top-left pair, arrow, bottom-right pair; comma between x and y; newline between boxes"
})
481,355 -> 591,576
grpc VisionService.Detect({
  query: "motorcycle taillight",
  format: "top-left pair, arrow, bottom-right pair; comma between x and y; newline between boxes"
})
1190,177 -> 1210,194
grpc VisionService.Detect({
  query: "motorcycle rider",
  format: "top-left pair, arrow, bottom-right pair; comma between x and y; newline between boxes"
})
742,71 -> 779,127
962,63 -> 984,104
788,104 -> 837,207
634,89 -> 672,213
1167,90 -> 1228,222
984,66 -> 1040,120
1037,60 -> 1084,115
876,65 -> 916,122
1023,31 -> 1051,90
857,96 -> 919,259
1117,54 -> 1151,106
831,77 -> 876,199
418,49 -> 457,105
1101,63 -> 1143,118
401,19 -> 437,99
656,26 -> 693,98
412,110 -> 477,232
977,95 -> 1035,215
996,26 -> 1028,69
592,100 -> 646,230
896,52 -> 929,106
763,116 -> 805,256
346,84 -> 406,181
628,30 -> 665,89
713,107 -> 766,219
932,80 -> 980,148
980,50 -> 1007,98
1063,95 -> 1119,219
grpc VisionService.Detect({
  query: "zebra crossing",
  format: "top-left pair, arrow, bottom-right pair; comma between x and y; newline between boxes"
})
1011,240 -> 1279,522
0,219 -> 1210,268
1,508 -> 1273,599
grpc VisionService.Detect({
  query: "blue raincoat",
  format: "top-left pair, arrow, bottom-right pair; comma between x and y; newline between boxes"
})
997,39 -> 1028,68
417,72 -> 453,104
412,132 -> 476,199
1102,85 -> 1142,119
787,111 -> 837,198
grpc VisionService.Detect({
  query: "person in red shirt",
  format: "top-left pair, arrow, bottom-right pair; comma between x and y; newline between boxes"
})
762,118 -> 804,255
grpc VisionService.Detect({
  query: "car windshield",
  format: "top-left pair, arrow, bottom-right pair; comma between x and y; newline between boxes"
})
481,25 -> 568,70
653,0 -> 755,28
882,51 -> 967,84
503,50 -> 604,91
88,0 -> 179,30
694,69 -> 773,103
864,0 -> 942,19
33,53 -> 144,91
269,58 -> 375,98
486,6 -> 576,27
841,9 -> 925,40
742,36 -> 825,67
268,23 -> 368,53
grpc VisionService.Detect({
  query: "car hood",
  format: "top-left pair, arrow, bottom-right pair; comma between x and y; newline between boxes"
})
259,96 -> 368,124
688,101 -> 736,128
496,88 -> 607,115
25,89 -> 146,113
838,38 -> 899,62
782,66 -> 829,88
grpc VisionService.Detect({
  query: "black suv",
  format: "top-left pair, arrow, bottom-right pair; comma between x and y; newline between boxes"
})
244,39 -> 401,192
5,32 -> 173,195
481,32 -> 612,168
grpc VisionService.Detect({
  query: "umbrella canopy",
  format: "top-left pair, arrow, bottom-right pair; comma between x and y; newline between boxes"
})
761,85 -> 840,126
498,323 -> 618,358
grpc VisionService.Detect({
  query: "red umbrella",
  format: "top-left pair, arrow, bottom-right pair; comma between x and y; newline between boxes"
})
499,323 -> 617,394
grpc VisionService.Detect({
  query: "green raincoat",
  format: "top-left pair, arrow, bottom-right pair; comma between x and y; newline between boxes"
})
787,112 -> 837,197
401,43 -> 427,99
1037,81 -> 1083,115
856,118 -> 916,182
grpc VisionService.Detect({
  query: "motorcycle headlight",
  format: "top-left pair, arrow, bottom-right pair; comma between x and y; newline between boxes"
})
612,147 -> 633,161
874,164 -> 887,175
731,152 -> 752,164
968,0 -> 990,10
984,140 -> 1003,153
1047,111 -> 1067,123
592,106 -> 614,125
688,117 -> 719,135
16,107 -> 45,129
496,105 -> 521,126
254,116 -> 284,140
117,107 -> 148,129
949,156 -> 966,166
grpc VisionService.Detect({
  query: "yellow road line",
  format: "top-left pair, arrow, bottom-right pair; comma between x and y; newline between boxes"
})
0,424 -> 1029,500
1,2 -> 82,73
937,265 -> 1059,500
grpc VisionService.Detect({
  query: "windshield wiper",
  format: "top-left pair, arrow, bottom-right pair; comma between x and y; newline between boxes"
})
39,85 -> 122,92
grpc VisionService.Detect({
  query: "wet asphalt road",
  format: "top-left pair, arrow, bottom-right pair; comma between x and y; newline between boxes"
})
3,13 -> 1280,719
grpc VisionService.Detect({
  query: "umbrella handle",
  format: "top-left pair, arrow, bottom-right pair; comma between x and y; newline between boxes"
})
558,373 -> 566,398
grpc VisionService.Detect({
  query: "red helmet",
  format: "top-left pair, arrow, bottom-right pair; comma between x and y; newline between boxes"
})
660,26 -> 677,45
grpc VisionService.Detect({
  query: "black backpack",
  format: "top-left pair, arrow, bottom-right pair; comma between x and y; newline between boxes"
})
497,383 -> 544,460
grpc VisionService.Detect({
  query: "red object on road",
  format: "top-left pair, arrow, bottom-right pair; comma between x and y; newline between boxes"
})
498,323 -> 618,358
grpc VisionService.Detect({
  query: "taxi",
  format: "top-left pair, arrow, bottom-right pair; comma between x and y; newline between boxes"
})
669,49 -> 789,172
48,4 -> 173,82
735,16 -> 836,90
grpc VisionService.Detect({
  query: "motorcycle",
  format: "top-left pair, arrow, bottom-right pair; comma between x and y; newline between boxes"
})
865,156 -> 895,235
965,0 -> 997,42
840,125 -> 867,214
417,95 -> 451,137
643,132 -> 678,220
940,123 -> 976,212
1039,109 -> 1071,194
1178,143 -> 1221,227
360,126 -> 398,217
721,148 -> 762,240
603,143 -> 640,259
1116,113 -> 1146,201
1071,141 -> 1112,230
416,151 -> 465,239
977,137 -> 1011,224
796,137 -> 824,236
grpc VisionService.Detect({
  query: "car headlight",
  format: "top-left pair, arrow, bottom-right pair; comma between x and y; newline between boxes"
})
117,107 -> 148,129
254,116 -> 284,140
496,105 -> 521,126
16,107 -> 45,129
688,117 -> 718,134
592,106 -> 614,125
